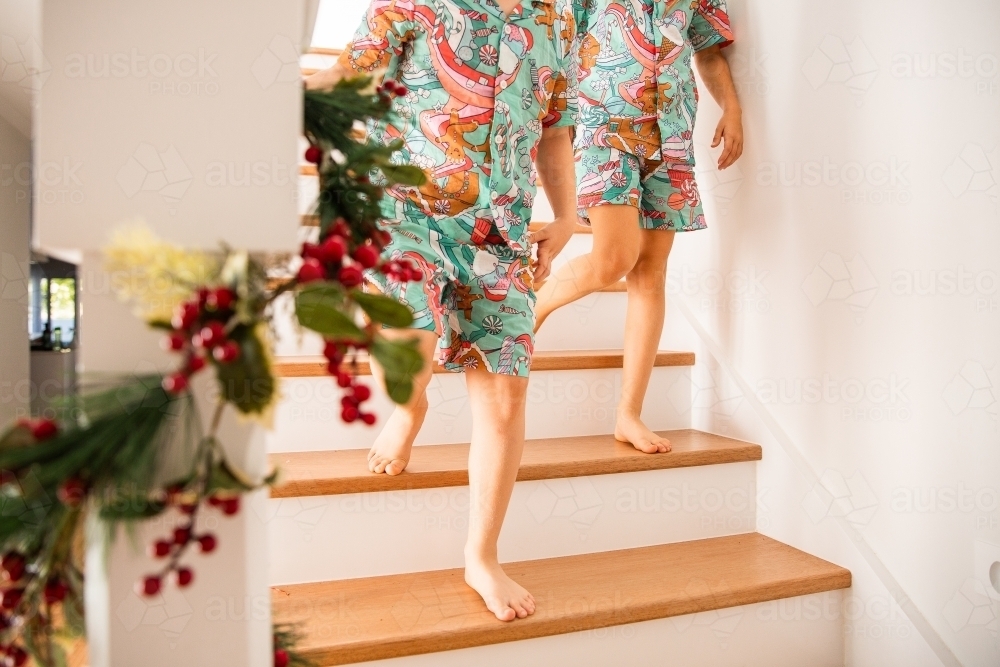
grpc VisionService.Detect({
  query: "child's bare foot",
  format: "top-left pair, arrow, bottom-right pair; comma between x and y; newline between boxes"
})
464,551 -> 535,622
368,402 -> 426,475
614,411 -> 672,454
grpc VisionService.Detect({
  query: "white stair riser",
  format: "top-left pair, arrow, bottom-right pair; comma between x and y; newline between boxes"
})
267,367 -> 691,453
265,462 -> 756,585
327,591 -> 845,667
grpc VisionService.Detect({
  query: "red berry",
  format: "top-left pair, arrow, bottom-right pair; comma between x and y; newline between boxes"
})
207,494 -> 224,507
338,265 -> 364,287
1,554 -> 25,582
222,497 -> 241,516
336,372 -> 353,388
162,331 -> 187,352
151,540 -> 172,558
304,145 -> 322,165
360,413 -> 376,425
323,341 -> 344,364
9,646 -> 27,666
198,534 -> 218,554
352,244 -> 380,269
341,406 -> 360,423
198,321 -> 226,348
171,301 -> 200,330
341,395 -> 359,409
353,384 -> 372,401
58,477 -> 87,507
206,287 -> 235,311
331,220 -> 351,239
187,355 -> 207,374
173,527 -> 191,545
179,503 -> 198,515
138,576 -> 161,597
319,235 -> 347,264
1,589 -> 23,610
274,649 -> 290,667
297,257 -> 327,284
372,230 -> 392,248
162,373 -> 189,395
44,578 -> 68,604
30,418 -> 58,441
213,340 -> 241,364
394,84 -> 409,97
301,242 -> 323,260
175,567 -> 194,588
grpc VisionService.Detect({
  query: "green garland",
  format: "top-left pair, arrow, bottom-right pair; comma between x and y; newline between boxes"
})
0,75 -> 425,666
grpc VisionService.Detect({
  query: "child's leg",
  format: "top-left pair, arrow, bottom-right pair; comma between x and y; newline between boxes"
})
615,229 -> 676,453
533,204 -> 643,332
367,328 -> 440,475
462,368 -> 534,622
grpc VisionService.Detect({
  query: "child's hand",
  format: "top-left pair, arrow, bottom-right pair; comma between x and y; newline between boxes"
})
531,218 -> 577,283
711,109 -> 744,170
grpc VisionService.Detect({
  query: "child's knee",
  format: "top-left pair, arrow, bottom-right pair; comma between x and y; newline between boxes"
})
591,246 -> 640,284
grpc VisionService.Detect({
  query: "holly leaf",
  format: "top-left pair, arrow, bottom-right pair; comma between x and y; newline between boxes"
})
370,336 -> 424,404
379,164 -> 426,186
213,325 -> 276,415
351,291 -> 414,328
208,459 -> 257,493
295,283 -> 366,341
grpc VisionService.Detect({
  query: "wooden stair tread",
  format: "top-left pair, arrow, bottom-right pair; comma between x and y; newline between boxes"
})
272,533 -> 851,665
271,429 -> 761,498
274,349 -> 693,378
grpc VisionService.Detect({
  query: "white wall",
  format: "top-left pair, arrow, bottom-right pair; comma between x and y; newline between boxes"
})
678,1 -> 1000,666
0,115 -> 31,426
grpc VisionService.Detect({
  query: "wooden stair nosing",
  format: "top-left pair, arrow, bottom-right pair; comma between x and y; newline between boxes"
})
270,429 -> 761,498
272,533 -> 852,666
274,349 -> 694,378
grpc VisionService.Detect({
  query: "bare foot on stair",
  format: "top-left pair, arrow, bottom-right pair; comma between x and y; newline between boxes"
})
614,410 -> 672,454
465,551 -> 535,622
367,402 -> 426,475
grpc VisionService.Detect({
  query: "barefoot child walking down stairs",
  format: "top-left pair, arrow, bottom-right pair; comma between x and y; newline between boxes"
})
305,0 -> 583,622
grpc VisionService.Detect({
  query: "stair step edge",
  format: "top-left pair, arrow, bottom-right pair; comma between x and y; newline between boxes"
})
270,429 -> 761,498
274,350 -> 695,377
272,533 -> 852,666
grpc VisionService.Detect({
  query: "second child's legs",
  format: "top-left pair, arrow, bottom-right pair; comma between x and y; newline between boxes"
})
533,205 -> 643,331
463,368 -> 534,622
368,328 -> 439,475
615,229 -> 675,453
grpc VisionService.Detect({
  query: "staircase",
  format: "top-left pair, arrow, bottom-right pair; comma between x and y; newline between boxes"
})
263,50 -> 853,666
